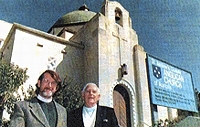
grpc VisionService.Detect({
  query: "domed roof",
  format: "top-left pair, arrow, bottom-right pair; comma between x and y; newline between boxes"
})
53,4 -> 96,27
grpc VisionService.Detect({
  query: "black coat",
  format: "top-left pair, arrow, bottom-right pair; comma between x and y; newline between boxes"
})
67,105 -> 119,127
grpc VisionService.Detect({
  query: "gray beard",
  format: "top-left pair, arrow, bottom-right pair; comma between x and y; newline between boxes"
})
42,91 -> 53,98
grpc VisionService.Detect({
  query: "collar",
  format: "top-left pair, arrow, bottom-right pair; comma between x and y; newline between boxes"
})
37,94 -> 52,103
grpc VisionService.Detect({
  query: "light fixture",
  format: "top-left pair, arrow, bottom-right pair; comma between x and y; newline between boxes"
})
121,63 -> 128,77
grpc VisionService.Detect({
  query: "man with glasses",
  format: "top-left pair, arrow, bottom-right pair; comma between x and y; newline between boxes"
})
10,70 -> 67,127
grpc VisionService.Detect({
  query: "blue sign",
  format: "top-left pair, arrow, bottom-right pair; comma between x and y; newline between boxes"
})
147,55 -> 198,112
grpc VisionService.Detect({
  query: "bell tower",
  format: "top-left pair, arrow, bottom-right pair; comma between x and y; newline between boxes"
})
97,0 -> 138,126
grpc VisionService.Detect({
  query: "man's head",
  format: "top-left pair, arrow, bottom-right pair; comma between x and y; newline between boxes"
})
82,83 -> 100,108
36,70 -> 61,99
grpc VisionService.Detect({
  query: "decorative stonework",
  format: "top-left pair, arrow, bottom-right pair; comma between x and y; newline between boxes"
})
111,79 -> 137,127
47,57 -> 56,71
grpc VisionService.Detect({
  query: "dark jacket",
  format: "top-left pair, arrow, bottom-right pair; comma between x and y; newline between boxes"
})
67,105 -> 119,127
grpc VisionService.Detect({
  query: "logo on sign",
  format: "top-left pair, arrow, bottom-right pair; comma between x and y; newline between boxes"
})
152,64 -> 161,79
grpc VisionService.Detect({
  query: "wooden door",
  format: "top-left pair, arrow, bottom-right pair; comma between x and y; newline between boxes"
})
113,85 -> 131,127
113,90 -> 127,127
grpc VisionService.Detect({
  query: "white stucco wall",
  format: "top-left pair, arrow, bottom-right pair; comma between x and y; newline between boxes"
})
10,29 -> 66,90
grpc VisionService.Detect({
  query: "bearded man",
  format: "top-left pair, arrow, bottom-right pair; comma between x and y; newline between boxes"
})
10,70 -> 67,127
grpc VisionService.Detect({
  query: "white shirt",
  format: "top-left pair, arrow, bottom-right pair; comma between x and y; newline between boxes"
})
82,104 -> 97,127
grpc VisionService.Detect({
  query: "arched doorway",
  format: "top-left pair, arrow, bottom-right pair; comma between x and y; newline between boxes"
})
113,85 -> 131,127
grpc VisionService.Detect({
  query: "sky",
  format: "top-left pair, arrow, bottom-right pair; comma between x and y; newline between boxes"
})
1,0 -> 200,91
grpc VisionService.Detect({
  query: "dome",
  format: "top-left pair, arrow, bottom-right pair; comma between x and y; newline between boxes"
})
53,4 -> 96,27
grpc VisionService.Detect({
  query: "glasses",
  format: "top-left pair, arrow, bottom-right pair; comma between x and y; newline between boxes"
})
42,78 -> 57,86
85,89 -> 98,94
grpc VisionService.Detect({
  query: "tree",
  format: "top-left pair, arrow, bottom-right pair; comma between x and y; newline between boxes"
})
0,61 -> 29,126
54,75 -> 84,111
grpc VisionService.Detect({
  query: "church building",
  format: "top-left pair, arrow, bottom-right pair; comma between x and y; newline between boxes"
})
0,0 -> 178,126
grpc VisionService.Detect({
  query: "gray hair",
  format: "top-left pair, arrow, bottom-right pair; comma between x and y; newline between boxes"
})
82,83 -> 100,94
